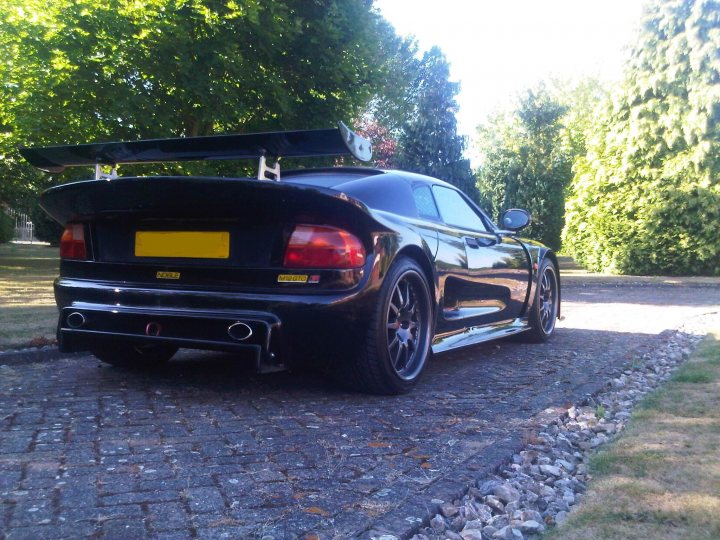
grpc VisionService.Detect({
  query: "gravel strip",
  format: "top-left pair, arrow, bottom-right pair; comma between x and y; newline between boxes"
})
405,312 -> 718,540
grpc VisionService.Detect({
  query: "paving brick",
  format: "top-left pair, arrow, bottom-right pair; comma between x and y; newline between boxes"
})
58,486 -> 98,508
6,526 -> 65,540
100,518 -> 148,540
95,504 -> 145,520
151,531 -> 193,540
185,486 -> 226,513
52,520 -> 98,538
0,434 -> 33,454
0,282 -> 718,538
0,468 -> 22,490
195,524 -> 255,539
147,501 -> 191,531
101,490 -> 180,506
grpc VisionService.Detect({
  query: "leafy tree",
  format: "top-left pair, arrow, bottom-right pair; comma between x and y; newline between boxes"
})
475,86 -> 573,250
0,0 -> 403,212
356,117 -> 397,169
550,77 -> 607,161
365,35 -> 421,138
394,47 -> 476,198
562,0 -> 720,275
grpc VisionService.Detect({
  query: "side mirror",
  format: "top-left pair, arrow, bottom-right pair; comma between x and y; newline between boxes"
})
500,208 -> 531,232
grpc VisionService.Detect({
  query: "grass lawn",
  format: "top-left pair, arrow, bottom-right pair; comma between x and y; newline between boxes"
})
557,256 -> 720,287
0,243 -> 59,350
546,328 -> 720,540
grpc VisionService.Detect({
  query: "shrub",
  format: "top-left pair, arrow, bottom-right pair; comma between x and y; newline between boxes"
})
0,211 -> 14,243
31,205 -> 64,246
562,0 -> 720,275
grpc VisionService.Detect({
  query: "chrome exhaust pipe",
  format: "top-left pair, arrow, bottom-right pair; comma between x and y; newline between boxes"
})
145,322 -> 162,337
228,322 -> 253,341
66,312 -> 86,329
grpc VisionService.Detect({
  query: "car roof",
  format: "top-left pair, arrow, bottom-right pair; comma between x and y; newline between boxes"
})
281,167 -> 463,220
282,167 -> 454,190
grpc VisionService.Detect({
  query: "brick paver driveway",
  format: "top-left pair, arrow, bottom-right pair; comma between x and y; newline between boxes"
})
2,276 -> 719,539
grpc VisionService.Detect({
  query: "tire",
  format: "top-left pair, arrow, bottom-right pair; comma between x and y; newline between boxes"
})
93,342 -> 178,369
522,259 -> 559,342
343,257 -> 433,394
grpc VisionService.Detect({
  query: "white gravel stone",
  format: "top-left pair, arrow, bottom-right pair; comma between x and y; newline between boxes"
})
493,484 -> 521,504
463,519 -> 484,531
430,513 -> 446,532
539,464 -> 562,477
459,529 -> 484,540
485,495 -> 505,514
422,320 -> 714,540
519,520 -> 544,533
492,525 -> 523,540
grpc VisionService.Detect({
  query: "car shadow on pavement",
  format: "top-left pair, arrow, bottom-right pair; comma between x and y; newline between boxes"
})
93,348 -> 352,395
84,324 -> 674,404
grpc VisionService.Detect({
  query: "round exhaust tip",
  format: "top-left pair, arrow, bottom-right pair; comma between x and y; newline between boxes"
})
228,322 -> 253,341
145,322 -> 162,337
67,312 -> 86,329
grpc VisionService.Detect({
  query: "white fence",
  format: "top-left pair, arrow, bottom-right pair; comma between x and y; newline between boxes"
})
7,208 -> 34,242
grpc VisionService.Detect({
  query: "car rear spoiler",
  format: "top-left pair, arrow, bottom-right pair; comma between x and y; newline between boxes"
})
19,121 -> 372,180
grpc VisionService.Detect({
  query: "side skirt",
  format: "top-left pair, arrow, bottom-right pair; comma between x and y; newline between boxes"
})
431,318 -> 530,355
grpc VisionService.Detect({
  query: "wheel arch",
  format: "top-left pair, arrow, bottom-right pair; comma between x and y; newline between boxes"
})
394,245 -> 437,308
541,249 -> 561,319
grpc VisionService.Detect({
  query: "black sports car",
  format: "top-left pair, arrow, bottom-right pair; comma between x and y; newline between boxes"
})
21,123 -> 560,394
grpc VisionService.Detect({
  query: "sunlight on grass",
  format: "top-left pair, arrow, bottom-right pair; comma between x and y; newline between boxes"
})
0,243 -> 59,349
556,257 -> 720,287
546,329 -> 720,540
672,363 -> 714,383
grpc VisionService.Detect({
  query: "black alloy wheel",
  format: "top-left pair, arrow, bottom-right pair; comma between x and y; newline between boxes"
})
345,257 -> 433,394
386,272 -> 427,381
524,259 -> 559,342
538,263 -> 558,334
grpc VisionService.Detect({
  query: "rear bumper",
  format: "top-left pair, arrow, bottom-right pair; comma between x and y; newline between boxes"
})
54,278 -> 377,365
59,303 -> 280,359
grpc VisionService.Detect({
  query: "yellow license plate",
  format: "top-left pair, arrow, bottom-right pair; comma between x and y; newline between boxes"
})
135,231 -> 230,259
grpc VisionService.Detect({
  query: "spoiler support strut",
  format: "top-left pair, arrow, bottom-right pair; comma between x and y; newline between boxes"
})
257,155 -> 281,181
94,164 -> 118,181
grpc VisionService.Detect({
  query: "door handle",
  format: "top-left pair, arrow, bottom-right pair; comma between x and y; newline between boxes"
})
475,236 -> 498,247
465,237 -> 479,249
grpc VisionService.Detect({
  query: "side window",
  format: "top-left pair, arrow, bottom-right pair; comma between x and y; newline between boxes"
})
413,185 -> 441,220
432,185 -> 488,232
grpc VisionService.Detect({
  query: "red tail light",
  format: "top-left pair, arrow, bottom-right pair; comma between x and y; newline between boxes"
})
283,225 -> 366,269
60,223 -> 87,260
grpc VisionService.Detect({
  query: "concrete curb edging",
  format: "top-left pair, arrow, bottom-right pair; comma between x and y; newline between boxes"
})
0,346 -> 82,366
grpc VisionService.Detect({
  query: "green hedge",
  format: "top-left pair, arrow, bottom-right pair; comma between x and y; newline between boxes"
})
563,163 -> 720,275
31,205 -> 64,246
562,0 -> 720,276
0,212 -> 14,243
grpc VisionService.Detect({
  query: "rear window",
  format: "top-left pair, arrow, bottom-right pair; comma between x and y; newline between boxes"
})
339,175 -> 418,217
413,185 -> 440,220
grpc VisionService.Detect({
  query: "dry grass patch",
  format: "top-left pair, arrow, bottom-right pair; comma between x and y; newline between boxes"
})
0,243 -> 59,349
546,329 -> 720,540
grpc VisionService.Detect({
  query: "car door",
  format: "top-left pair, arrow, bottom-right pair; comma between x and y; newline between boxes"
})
431,185 -> 531,333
